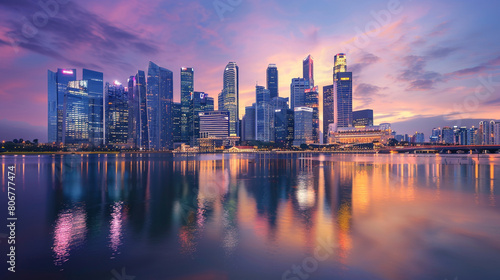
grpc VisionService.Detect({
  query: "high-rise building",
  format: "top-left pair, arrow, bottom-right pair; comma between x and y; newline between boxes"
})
255,85 -> 272,142
441,127 -> 454,144
105,82 -> 128,145
135,70 -> 149,150
305,86 -> 320,143
147,61 -> 173,150
82,69 -> 104,147
180,67 -> 194,143
494,122 -> 500,145
266,64 -> 279,99
199,111 -> 230,138
334,72 -> 353,129
412,132 -> 425,144
353,109 -> 374,127
269,97 -> 289,142
63,80 -> 90,145
274,108 -> 294,146
48,68 -> 76,143
430,127 -> 442,143
290,78 -> 310,109
303,55 -> 314,87
243,104 -> 256,141
172,102 -> 182,143
323,85 -> 334,144
220,62 -> 239,137
127,76 -> 138,148
334,53 -> 347,80
189,92 -> 214,145
293,107 -> 314,146
468,127 -> 478,145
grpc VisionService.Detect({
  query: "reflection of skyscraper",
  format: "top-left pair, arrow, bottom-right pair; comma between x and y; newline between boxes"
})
323,85 -> 334,144
147,61 -> 173,150
220,62 -> 239,137
303,55 -> 314,87
181,67 -> 194,143
105,82 -> 128,145
82,69 -> 104,147
266,64 -> 279,99
48,68 -> 76,143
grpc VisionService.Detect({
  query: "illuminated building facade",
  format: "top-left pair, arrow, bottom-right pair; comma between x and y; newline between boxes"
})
220,62 -> 239,137
328,125 -> 393,145
105,82 -> 128,145
63,80 -> 89,145
305,86 -> 319,143
293,107 -> 314,146
189,92 -> 214,145
323,85 -> 334,144
353,109 -> 374,127
48,68 -> 76,143
180,67 -> 194,143
334,72 -> 353,129
83,69 -> 104,147
199,110 -> 230,139
290,78 -> 310,109
173,102 -> 182,143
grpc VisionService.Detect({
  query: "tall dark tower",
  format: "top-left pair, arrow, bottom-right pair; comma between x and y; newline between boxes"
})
303,55 -> 314,87
180,67 -> 194,144
266,64 -> 278,99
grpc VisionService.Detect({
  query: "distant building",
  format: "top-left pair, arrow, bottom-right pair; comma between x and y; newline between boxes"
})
303,55 -> 314,87
266,64 -> 279,99
322,85 -> 334,144
105,82 -> 128,145
270,97 -> 289,142
441,127 -> 454,144
305,86 -> 320,143
334,72 -> 353,129
274,108 -> 294,146
328,125 -> 394,145
495,122 -> 500,145
180,67 -> 194,143
63,80 -> 90,145
412,132 -> 425,144
48,68 -> 77,143
147,61 -> 173,150
290,78 -> 310,109
172,102 -> 182,143
83,69 -> 104,147
135,70 -> 149,150
430,127 -> 442,143
199,111 -> 230,139
189,92 -> 214,145
352,109 -> 373,127
243,104 -> 256,141
219,62 -> 239,137
293,107 -> 314,146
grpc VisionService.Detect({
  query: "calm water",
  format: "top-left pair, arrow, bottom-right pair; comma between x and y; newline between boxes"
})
1,153 -> 500,280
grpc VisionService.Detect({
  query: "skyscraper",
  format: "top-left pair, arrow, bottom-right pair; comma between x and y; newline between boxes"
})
63,80 -> 90,145
82,69 -> 104,147
189,92 -> 215,145
293,107 -> 314,146
105,81 -> 128,145
255,85 -> 272,142
172,102 -> 182,143
180,67 -> 194,143
127,76 -> 137,147
274,108 -> 294,146
266,64 -> 278,99
303,55 -> 314,87
305,86 -> 320,143
243,104 -> 256,141
147,61 -> 173,150
323,85 -> 334,144
47,68 -> 76,143
334,72 -> 353,129
135,70 -> 149,150
220,62 -> 239,137
334,53 -> 347,79
290,78 -> 310,109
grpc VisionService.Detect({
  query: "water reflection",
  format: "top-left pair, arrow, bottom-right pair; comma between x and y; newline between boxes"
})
2,153 -> 499,279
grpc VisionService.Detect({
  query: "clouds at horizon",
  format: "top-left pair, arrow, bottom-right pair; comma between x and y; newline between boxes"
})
0,0 -> 499,141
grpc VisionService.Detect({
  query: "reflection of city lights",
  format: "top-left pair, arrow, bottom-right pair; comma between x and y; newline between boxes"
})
52,206 -> 87,266
296,184 -> 315,210
109,201 -> 123,256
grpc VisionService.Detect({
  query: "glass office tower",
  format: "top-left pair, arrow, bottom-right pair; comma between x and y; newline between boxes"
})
303,55 -> 314,87
105,82 -> 128,145
47,68 -> 76,143
290,78 -> 310,109
255,85 -> 272,142
180,67 -> 194,143
82,69 -> 104,147
334,72 -> 353,129
220,62 -> 239,137
266,64 -> 278,99
135,70 -> 149,150
323,85 -> 334,144
63,80 -> 89,145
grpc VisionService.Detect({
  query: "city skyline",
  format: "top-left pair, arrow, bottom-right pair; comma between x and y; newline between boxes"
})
1,0 -> 500,142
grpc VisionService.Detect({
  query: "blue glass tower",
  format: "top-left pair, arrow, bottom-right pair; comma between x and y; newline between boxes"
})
181,67 -> 194,143
266,64 -> 278,99
105,82 -> 128,145
63,80 -> 90,145
147,61 -> 173,150
334,72 -> 353,129
255,85 -> 271,142
82,69 -> 104,147
135,70 -> 149,150
47,68 -> 76,143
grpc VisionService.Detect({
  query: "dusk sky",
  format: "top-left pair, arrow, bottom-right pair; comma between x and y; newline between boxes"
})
1,0 -> 499,142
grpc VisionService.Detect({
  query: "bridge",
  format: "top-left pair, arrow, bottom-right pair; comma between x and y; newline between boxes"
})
379,145 -> 500,154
